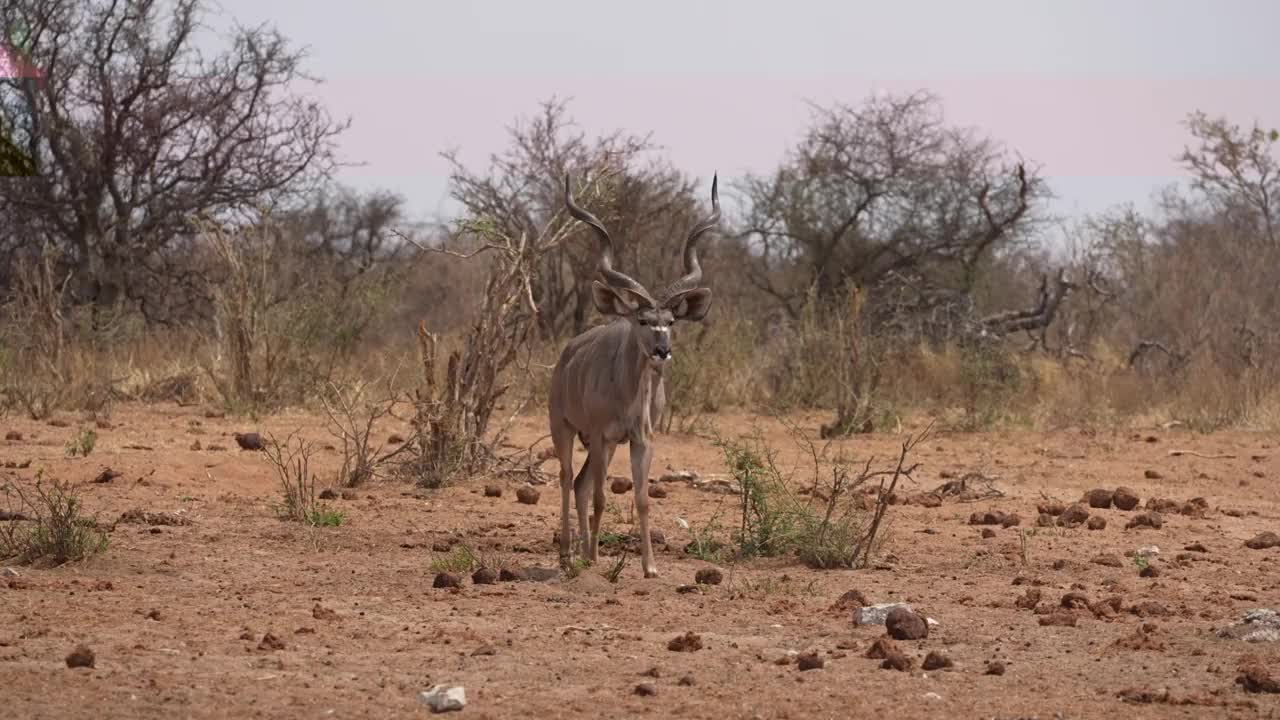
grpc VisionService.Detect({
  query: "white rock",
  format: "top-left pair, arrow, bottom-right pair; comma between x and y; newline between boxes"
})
1135,545 -> 1160,558
855,602 -> 911,626
1217,609 -> 1280,643
922,692 -> 943,701
1,567 -> 18,578
418,685 -> 466,713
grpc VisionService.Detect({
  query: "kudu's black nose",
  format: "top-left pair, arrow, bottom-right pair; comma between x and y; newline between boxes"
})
654,347 -> 671,360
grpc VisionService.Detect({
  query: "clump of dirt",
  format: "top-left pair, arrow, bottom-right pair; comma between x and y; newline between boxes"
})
830,589 -> 869,613
609,477 -> 632,494
498,567 -> 528,582
1087,516 -> 1107,530
647,483 -> 668,498
796,651 -> 824,671
117,509 -> 191,527
1128,601 -> 1171,618
1015,588 -> 1041,610
257,633 -> 285,651
865,637 -> 900,659
433,572 -> 462,589
515,487 -> 540,505
694,568 -> 723,586
1113,623 -> 1165,651
1245,532 -> 1280,550
667,632 -> 702,652
65,645 -> 95,668
885,607 -> 928,640
312,604 -> 340,622
1060,592 -> 1091,609
634,682 -> 658,697
1145,498 -> 1180,513
922,651 -> 953,670
1237,663 -> 1280,694
1039,612 -> 1077,627
981,528 -> 996,538
233,432 -> 263,451
1084,489 -> 1114,509
985,660 -> 1007,675
1037,500 -> 1066,516
1092,554 -> 1123,567
880,650 -> 914,671
1058,504 -> 1090,527
1126,512 -> 1163,530
1112,487 -> 1141,510
472,568 -> 498,585
483,485 -> 502,498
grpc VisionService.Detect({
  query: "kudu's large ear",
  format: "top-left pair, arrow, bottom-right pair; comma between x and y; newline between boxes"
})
592,281 -> 653,317
664,288 -> 712,322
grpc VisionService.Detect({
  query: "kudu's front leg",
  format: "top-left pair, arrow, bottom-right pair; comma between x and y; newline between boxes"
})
630,438 -> 658,578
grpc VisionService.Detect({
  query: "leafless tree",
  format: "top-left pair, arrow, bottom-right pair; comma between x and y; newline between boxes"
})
739,91 -> 1047,318
0,0 -> 345,324
444,97 -> 710,339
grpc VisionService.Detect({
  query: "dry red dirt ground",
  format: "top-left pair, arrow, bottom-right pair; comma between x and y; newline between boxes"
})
3,405 -> 1280,719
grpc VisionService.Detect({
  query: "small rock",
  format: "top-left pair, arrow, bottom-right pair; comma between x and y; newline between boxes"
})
1040,612 -> 1077,628
796,651 -> 824,671
92,467 -> 121,484
985,661 -> 1007,676
634,682 -> 658,697
1113,487 -> 1140,510
1135,545 -> 1161,558
1084,488 -> 1114,509
418,685 -> 466,713
865,636 -> 900,659
855,602 -> 912,626
1014,588 -> 1041,610
1037,500 -> 1066,516
387,433 -> 405,445
432,572 -> 462,589
312,604 -> 340,622
1143,469 -> 1163,480
830,589 -> 870,612
1245,532 -> 1280,550
1139,564 -> 1160,578
1183,542 -> 1209,553
609,476 -> 633,494
694,568 -> 723,586
65,645 -> 95,668
647,483 -> 668,499
1238,665 -> 1280,694
922,651 -> 953,670
880,651 -> 914,671
969,510 -> 1008,526
233,432 -> 263,451
1145,497 -> 1179,513
1060,592 -> 1091,609
257,633 -> 285,651
1216,609 -> 1280,642
677,675 -> 695,686
471,568 -> 498,585
4,431 -> 22,441
515,486 -> 540,505
981,528 -> 996,539
318,488 -> 338,500
145,608 -> 162,621
498,567 -> 529,582
1126,512 -> 1163,530
885,607 -> 929,640
1086,516 -> 1107,531
1036,513 -> 1056,527
483,484 -> 502,498
667,631 -> 703,652
1057,503 -> 1090,527
1001,513 -> 1022,528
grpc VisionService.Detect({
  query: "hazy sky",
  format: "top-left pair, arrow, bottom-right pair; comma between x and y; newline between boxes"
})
208,0 -> 1280,228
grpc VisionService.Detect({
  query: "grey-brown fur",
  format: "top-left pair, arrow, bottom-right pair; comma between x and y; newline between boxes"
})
549,173 -> 719,577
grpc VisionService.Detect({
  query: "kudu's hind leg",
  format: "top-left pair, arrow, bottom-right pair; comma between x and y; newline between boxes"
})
552,422 -> 577,570
575,441 -> 602,563
588,442 -> 617,563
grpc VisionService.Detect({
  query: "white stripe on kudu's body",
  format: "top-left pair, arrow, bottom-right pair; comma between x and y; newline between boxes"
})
548,173 -> 719,578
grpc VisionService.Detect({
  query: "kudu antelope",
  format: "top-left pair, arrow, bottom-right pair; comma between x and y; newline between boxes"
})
549,174 -> 719,578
